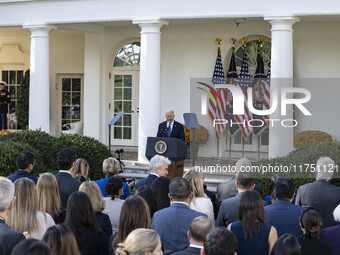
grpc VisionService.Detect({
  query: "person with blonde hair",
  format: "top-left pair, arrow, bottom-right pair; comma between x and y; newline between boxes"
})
79,181 -> 112,243
72,158 -> 90,182
42,224 -> 81,255
37,173 -> 65,224
7,178 -> 55,240
95,157 -> 131,199
115,228 -> 162,255
183,168 -> 214,221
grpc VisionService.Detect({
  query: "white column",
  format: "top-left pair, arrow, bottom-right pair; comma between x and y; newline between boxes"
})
133,18 -> 168,163
264,16 -> 300,158
24,24 -> 56,133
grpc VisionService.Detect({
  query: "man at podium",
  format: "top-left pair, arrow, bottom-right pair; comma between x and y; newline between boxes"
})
157,109 -> 185,142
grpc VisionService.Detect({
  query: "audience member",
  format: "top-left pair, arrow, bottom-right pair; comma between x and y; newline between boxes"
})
11,239 -> 51,255
216,158 -> 262,209
296,156 -> 340,228
115,228 -> 162,255
136,155 -> 171,189
152,177 -> 205,255
72,158 -> 90,182
7,178 -> 55,240
102,177 -> 125,233
55,148 -> 81,209
270,233 -> 301,255
79,181 -> 112,243
202,227 -> 238,255
135,185 -> 157,217
112,195 -> 151,250
42,224 -> 81,255
229,190 -> 277,255
264,174 -> 282,205
298,208 -> 332,255
36,173 -> 65,224
172,216 -> 214,255
265,178 -> 305,237
151,176 -> 171,211
64,191 -> 107,255
95,157 -> 130,199
184,168 -> 214,221
7,151 -> 38,184
0,178 -> 25,255
322,204 -> 340,255
216,171 -> 255,227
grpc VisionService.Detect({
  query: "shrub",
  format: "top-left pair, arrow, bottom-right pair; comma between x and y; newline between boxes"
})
183,124 -> 210,144
294,130 -> 333,149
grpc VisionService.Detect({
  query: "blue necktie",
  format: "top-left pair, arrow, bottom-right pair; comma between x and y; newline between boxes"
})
167,124 -> 171,137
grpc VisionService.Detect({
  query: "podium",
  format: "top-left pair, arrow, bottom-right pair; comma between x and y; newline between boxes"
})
146,137 -> 187,180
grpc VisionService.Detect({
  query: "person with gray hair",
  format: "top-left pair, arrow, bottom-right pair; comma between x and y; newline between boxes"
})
322,204 -> 340,255
156,109 -> 185,142
0,178 -> 25,255
216,158 -> 262,209
136,154 -> 171,189
296,156 -> 340,228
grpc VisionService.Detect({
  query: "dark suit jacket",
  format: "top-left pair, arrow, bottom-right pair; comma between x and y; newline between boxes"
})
157,120 -> 185,142
172,246 -> 202,255
322,224 -> 340,255
136,174 -> 158,189
95,212 -> 112,245
264,199 -> 305,237
298,236 -> 332,255
152,202 -> 205,255
0,219 -> 25,255
7,170 -> 38,184
215,192 -> 243,227
296,179 -> 340,228
55,171 -> 81,209
75,228 -> 107,255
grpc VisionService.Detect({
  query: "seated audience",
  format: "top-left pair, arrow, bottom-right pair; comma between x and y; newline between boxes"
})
270,233 -> 301,255
95,157 -> 130,199
42,224 -> 81,255
72,158 -> 90,182
0,178 -> 25,255
135,185 -> 157,217
152,177 -> 205,255
64,191 -> 107,255
265,178 -> 305,237
172,216 -> 214,255
7,178 -> 55,240
322,204 -> 340,255
202,227 -> 238,255
7,151 -> 38,184
298,209 -> 332,255
216,171 -> 256,227
55,148 -> 81,209
102,177 -> 125,233
184,168 -> 214,221
228,190 -> 277,255
151,176 -> 171,211
79,181 -> 112,243
37,173 -> 65,224
11,239 -> 51,255
296,156 -> 340,228
136,155 -> 170,189
115,228 -> 162,255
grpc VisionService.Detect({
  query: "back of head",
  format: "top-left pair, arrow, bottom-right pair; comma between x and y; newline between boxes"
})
135,185 -> 157,217
189,216 -> 214,243
333,204 -> 340,223
115,228 -> 160,255
270,233 -> 301,255
105,177 -> 123,198
17,151 -> 35,170
11,238 -> 51,255
79,181 -> 105,214
183,168 -> 205,198
57,148 -> 76,170
236,171 -> 255,190
150,176 -> 170,211
43,224 -> 80,255
169,177 -> 191,201
72,158 -> 89,178
102,157 -> 120,176
148,155 -> 171,173
0,178 -> 14,212
203,227 -> 238,255
235,158 -> 252,175
274,178 -> 295,200
316,157 -> 335,180
300,208 -> 322,238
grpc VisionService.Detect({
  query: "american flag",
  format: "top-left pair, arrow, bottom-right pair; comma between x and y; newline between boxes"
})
234,49 -> 253,141
211,47 -> 227,141
262,62 -> 271,125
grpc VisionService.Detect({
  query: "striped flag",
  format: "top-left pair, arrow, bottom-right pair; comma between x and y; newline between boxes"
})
262,62 -> 271,125
234,49 -> 253,141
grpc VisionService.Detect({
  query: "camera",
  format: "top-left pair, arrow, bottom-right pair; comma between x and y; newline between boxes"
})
115,149 -> 124,154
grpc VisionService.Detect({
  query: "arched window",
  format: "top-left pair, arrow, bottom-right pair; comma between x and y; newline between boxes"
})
113,42 -> 140,67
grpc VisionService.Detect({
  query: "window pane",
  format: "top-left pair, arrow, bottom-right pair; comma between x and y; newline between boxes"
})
72,93 -> 81,105
124,75 -> 132,87
72,78 -> 81,91
72,106 -> 81,119
123,114 -> 131,126
9,86 -> 16,99
10,71 -> 16,84
114,114 -> 122,126
62,92 -> 70,105
62,120 -> 70,130
62,106 -> 71,119
9,101 -> 15,113
261,131 -> 269,146
114,127 -> 122,139
123,128 -> 131,139
62,78 -> 71,91
17,71 -> 24,84
124,88 -> 132,100
114,101 -> 122,113
114,75 -> 122,87
233,132 -> 241,144
123,102 -> 131,113
2,71 -> 8,83
114,88 -> 122,100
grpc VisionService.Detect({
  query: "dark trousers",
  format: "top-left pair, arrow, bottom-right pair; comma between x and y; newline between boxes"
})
0,113 -> 7,130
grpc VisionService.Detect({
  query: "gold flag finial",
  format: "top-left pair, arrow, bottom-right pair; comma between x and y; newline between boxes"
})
259,38 -> 265,48
231,37 -> 237,48
242,38 -> 248,50
216,38 -> 222,47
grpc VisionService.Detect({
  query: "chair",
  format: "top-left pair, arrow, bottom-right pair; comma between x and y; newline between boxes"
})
61,121 -> 83,135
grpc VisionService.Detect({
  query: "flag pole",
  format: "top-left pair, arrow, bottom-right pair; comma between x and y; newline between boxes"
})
229,137 -> 232,157
258,136 -> 260,159
215,37 -> 222,159
242,136 -> 245,157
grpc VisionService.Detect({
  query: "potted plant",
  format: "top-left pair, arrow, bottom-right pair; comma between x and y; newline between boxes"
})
183,124 -> 210,158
